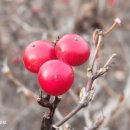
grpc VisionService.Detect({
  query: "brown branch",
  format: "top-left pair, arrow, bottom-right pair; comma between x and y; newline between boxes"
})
38,95 -> 61,130
54,31 -> 118,129
38,96 -> 61,118
2,17 -> 121,130
53,89 -> 94,127
91,31 -> 103,72
87,52 -> 117,91
53,40 -> 117,129
91,18 -> 121,72
2,59 -> 62,130
103,18 -> 121,36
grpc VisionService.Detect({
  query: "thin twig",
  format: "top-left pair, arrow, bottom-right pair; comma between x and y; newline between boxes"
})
2,58 -> 38,100
54,105 -> 83,127
53,19 -> 119,128
85,115 -> 105,130
103,18 -> 121,36
91,31 -> 103,72
62,54 -> 115,126
91,18 -> 121,72
103,53 -> 117,68
1,59 -> 64,130
87,52 -> 117,92
53,88 -> 95,127
11,15 -> 43,33
99,95 -> 124,130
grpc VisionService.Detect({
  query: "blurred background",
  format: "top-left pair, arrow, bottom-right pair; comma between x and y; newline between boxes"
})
0,0 -> 130,130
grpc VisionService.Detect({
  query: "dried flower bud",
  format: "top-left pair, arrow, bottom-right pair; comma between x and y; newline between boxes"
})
115,18 -> 121,26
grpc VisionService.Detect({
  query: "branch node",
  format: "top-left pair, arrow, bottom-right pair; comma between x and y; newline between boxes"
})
79,88 -> 95,105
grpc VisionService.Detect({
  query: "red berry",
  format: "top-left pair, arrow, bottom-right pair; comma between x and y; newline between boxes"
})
38,60 -> 74,96
23,40 -> 56,73
109,0 -> 116,5
63,0 -> 71,3
12,56 -> 21,65
31,7 -> 41,14
55,34 -> 90,66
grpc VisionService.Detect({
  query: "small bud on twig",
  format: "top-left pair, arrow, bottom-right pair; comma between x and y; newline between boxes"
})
115,18 -> 121,26
103,18 -> 121,36
2,58 -> 11,76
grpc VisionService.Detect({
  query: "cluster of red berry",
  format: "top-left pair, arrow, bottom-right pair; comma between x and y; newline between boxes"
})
23,34 -> 90,96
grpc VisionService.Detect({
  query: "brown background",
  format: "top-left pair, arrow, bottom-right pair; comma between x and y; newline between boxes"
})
0,0 -> 130,130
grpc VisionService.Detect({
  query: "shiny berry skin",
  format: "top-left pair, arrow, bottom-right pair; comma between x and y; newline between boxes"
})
38,60 -> 74,96
55,34 -> 90,66
23,40 -> 56,73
